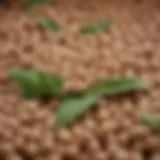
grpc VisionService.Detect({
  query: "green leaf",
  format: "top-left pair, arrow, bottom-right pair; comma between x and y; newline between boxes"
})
154,120 -> 160,131
79,20 -> 113,34
141,111 -> 160,132
86,77 -> 149,97
56,94 -> 101,127
24,0 -> 54,10
37,17 -> 61,32
141,118 -> 160,132
56,77 -> 148,127
9,69 -> 63,100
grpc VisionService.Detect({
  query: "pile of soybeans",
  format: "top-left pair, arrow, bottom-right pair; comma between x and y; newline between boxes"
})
0,0 -> 160,160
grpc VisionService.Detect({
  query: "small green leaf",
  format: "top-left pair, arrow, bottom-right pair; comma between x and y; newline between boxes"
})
154,120 -> 160,131
79,20 -> 113,34
56,77 -> 148,127
56,94 -> 101,127
141,111 -> 160,132
9,69 -> 63,100
37,17 -> 60,32
24,0 -> 54,10
141,118 -> 160,132
86,77 -> 148,97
